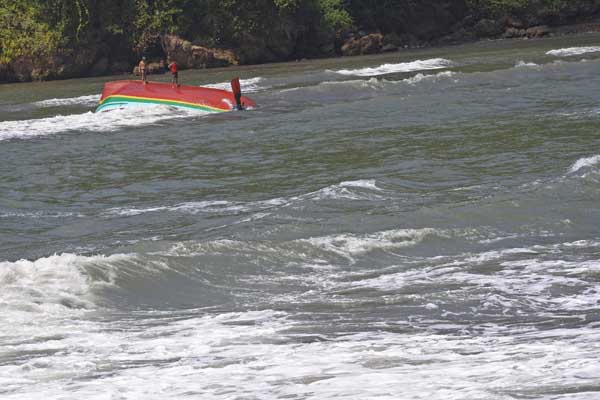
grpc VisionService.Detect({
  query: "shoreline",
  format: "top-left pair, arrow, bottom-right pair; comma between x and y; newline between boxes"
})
2,22 -> 600,87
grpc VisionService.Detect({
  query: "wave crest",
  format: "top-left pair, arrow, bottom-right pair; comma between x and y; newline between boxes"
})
0,253 -> 132,315
33,94 -> 101,108
203,77 -> 268,93
333,58 -> 453,77
569,155 -> 600,174
0,106 -> 202,141
303,228 -> 442,257
547,46 -> 600,57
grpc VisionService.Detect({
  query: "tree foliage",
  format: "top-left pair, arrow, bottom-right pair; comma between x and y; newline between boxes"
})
0,0 -> 596,72
0,0 -> 62,64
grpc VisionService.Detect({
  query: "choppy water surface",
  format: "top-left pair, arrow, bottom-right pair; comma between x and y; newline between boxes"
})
1,35 -> 600,399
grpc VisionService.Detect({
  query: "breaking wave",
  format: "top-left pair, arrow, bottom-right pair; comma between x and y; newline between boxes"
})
546,46 -> 600,57
569,155 -> 600,174
107,179 -> 384,217
33,94 -> 101,108
203,77 -> 268,93
106,199 -> 286,217
297,179 -> 385,201
403,70 -> 456,84
333,58 -> 453,77
302,228 -> 442,257
0,106 -> 203,141
0,253 -> 132,315
514,61 -> 540,68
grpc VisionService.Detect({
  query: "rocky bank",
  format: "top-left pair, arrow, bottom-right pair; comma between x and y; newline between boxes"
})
1,1 -> 600,83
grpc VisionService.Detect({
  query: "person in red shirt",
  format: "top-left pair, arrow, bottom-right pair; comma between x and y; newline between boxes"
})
168,58 -> 179,87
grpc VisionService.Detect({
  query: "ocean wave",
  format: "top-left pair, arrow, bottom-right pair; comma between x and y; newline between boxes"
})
341,242 -> 600,311
332,58 -> 453,77
319,77 -> 386,89
0,211 -> 84,219
338,179 -> 381,190
546,46 -> 600,57
203,77 -> 268,93
569,155 -> 600,174
0,106 -> 203,141
302,228 -> 441,257
0,253 -> 131,315
158,227 -> 430,261
3,311 -> 599,399
278,78 -> 386,98
280,71 -> 456,98
107,180 -> 383,218
107,198 -> 287,217
299,179 -> 384,201
33,94 -> 101,108
156,239 -> 307,260
403,70 -> 456,84
342,247 -> 537,291
514,61 -> 540,68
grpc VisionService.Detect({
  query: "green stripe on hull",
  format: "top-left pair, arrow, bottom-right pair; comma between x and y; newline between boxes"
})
96,96 -> 228,113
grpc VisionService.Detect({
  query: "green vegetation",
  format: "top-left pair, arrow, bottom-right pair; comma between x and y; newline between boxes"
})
0,1 -> 62,64
0,0 -> 598,81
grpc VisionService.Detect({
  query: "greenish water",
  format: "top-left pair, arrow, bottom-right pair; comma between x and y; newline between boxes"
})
1,34 -> 600,399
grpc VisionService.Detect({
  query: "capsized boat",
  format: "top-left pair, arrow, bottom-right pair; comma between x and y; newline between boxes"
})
95,79 -> 256,113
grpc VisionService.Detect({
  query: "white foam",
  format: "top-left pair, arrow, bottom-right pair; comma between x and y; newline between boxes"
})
2,237 -> 600,398
107,200 -> 233,216
280,78 -> 388,95
547,46 -> 600,57
107,198 -> 288,217
0,106 -> 202,141
569,155 -> 600,173
3,311 -> 600,400
203,77 -> 267,93
403,70 -> 455,84
0,253 -> 131,316
335,238 -> 600,313
303,228 -> 440,257
108,180 -> 381,218
338,179 -> 381,190
333,58 -> 453,77
0,211 -> 83,219
514,61 -> 539,68
297,179 -> 385,201
33,94 -> 101,108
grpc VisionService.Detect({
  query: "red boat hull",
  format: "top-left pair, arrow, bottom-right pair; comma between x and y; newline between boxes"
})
96,80 -> 256,113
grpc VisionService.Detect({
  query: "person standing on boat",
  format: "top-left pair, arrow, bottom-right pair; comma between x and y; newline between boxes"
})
168,59 -> 179,87
139,57 -> 147,84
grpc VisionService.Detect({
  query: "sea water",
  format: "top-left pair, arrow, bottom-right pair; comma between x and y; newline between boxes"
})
1,34 -> 600,399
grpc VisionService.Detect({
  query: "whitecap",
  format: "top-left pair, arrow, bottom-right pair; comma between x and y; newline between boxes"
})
297,179 -> 384,201
0,106 -> 203,141
403,70 -> 456,84
33,94 -> 101,108
107,200 -> 233,216
338,179 -> 382,190
569,155 -> 600,173
0,211 -> 84,219
0,253 -> 132,315
203,77 -> 268,93
333,58 -> 453,77
514,61 -> 539,68
546,46 -> 600,57
106,198 -> 288,217
302,228 -> 441,257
